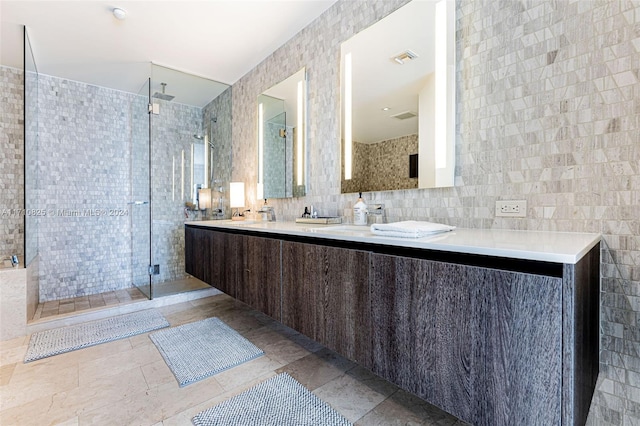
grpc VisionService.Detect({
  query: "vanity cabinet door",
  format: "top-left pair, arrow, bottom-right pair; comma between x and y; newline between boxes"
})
237,235 -> 282,320
370,253 -> 563,425
282,241 -> 371,367
185,226 -> 211,284
210,231 -> 239,297
185,227 -> 238,296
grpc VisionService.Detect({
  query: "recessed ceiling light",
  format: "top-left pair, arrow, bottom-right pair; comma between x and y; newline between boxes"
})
112,7 -> 127,20
382,107 -> 391,111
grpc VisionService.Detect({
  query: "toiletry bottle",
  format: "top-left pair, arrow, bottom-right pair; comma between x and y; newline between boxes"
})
353,192 -> 368,225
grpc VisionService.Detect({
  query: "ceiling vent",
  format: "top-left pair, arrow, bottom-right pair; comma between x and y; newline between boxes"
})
391,111 -> 417,120
392,50 -> 418,64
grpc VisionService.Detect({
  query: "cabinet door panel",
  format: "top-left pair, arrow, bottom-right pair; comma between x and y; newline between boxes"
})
209,231 -> 239,297
282,241 -> 371,367
237,236 -> 281,320
371,253 -> 562,425
185,226 -> 211,284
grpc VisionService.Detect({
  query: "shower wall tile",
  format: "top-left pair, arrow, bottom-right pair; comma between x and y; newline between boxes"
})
36,74 -> 135,301
203,87 -> 233,217
342,134 -> 418,194
230,0 -> 640,422
150,99 -> 203,285
0,66 -> 24,261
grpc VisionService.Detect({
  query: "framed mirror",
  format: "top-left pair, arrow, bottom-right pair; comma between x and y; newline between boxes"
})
257,68 -> 307,199
341,0 -> 455,193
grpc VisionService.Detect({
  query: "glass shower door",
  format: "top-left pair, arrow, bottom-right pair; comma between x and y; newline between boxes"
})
131,78 -> 152,298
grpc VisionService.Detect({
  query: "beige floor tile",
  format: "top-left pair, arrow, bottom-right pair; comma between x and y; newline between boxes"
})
356,388 -> 468,426
276,347 -> 356,391
0,363 -> 78,411
214,355 -> 283,391
34,366 -> 149,420
141,359 -> 176,389
0,335 -> 28,351
78,341 -> 162,385
0,363 -> 16,386
313,371 -> 394,422
79,374 -> 224,424
243,326 -> 311,365
0,343 -> 27,367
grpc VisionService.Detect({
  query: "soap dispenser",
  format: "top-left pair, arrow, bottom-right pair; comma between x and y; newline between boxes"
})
353,192 -> 368,225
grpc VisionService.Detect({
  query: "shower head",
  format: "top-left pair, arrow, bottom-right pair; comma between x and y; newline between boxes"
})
152,82 -> 175,101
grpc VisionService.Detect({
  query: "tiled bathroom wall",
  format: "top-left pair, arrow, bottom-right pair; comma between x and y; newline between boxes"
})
0,66 -> 24,261
34,74 -> 206,301
150,99 -> 203,285
341,134 -> 419,194
231,0 -> 640,422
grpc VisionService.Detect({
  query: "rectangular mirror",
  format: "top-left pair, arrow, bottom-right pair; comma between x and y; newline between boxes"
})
341,0 -> 456,193
257,67 -> 307,199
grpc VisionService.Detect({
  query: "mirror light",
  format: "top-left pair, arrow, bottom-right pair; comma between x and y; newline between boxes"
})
435,0 -> 448,169
257,103 -> 264,200
344,52 -> 353,180
296,80 -> 304,185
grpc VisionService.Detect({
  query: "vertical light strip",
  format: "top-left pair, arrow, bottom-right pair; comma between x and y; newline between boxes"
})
257,103 -> 264,200
172,156 -> 175,201
203,134 -> 209,189
435,0 -> 447,169
296,80 -> 304,185
181,150 -> 185,200
190,144 -> 194,202
344,52 -> 353,180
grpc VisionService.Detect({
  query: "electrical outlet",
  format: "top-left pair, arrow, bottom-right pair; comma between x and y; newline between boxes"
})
495,200 -> 527,217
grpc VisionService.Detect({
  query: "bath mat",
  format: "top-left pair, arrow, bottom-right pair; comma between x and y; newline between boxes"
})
149,317 -> 264,387
192,373 -> 352,426
24,309 -> 169,363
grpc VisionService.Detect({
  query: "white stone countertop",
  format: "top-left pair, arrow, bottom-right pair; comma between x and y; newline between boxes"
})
185,220 -> 601,265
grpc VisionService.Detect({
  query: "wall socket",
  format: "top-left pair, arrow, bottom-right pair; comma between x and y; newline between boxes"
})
495,200 -> 527,217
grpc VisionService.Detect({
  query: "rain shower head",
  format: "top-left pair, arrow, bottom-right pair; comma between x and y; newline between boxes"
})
153,83 -> 175,101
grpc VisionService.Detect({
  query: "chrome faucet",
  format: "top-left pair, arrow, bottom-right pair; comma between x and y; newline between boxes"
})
258,199 -> 276,222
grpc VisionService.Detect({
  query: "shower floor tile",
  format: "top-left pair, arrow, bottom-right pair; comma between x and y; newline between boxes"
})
34,288 -> 147,320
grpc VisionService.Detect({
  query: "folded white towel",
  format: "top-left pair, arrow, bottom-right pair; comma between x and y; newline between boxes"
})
370,220 -> 455,238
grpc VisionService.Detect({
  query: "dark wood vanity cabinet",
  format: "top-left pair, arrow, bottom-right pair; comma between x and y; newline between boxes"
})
370,254 -> 564,424
185,224 -> 599,426
281,241 -> 371,367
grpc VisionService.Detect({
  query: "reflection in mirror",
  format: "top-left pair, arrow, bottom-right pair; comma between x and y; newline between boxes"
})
341,0 -> 455,193
257,68 -> 306,199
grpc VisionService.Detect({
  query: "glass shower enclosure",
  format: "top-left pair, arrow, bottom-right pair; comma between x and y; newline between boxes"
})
21,51 -> 231,302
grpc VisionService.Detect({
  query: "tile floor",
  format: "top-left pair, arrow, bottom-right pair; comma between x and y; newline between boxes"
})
1,293 -> 467,425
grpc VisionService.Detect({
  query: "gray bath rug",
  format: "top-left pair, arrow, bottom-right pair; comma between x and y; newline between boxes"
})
149,317 -> 264,387
24,309 -> 170,363
192,373 -> 352,426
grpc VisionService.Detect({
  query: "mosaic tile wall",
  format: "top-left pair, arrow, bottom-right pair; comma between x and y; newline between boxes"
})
32,74 -> 210,301
203,87 -> 233,218
150,99 -> 203,285
36,74 -> 135,301
230,0 -> 640,422
0,66 -> 24,261
263,121 -> 294,199
342,134 -> 418,194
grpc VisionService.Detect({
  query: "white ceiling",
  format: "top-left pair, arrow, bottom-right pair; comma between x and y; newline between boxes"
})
0,0 -> 336,107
